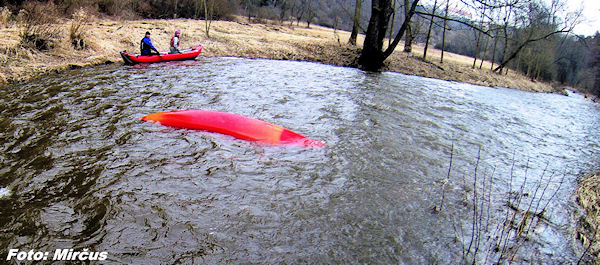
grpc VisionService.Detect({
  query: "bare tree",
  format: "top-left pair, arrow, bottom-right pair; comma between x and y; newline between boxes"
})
304,0 -> 315,28
403,0 -> 414,52
279,0 -> 289,24
479,34 -> 490,68
423,0 -> 438,60
472,2 -> 488,68
358,0 -> 420,70
294,0 -> 308,26
349,0 -> 363,45
241,0 -> 254,22
388,0 -> 397,46
440,0 -> 449,63
173,0 -> 178,18
493,0 -> 579,73
490,29 -> 499,69
203,0 -> 214,38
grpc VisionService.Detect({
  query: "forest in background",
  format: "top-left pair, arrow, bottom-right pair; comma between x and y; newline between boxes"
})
0,0 -> 598,96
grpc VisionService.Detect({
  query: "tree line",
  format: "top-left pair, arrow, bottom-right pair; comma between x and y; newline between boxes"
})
356,0 -> 599,96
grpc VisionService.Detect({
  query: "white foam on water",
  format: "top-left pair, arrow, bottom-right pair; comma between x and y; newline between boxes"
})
0,187 -> 11,199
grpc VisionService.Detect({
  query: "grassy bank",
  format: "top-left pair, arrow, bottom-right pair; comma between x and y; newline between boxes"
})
576,173 -> 600,264
1,15 -> 559,92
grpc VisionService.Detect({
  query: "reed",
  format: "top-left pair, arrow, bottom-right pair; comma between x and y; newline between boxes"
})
442,147 -> 573,264
576,173 -> 600,264
69,8 -> 90,50
0,7 -> 11,28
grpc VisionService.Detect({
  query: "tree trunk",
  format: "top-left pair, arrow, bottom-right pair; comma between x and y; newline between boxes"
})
204,0 -> 213,38
388,0 -> 397,46
349,0 -> 362,45
358,0 -> 394,70
498,10 -> 511,73
534,52 -> 542,80
440,0 -> 449,63
173,0 -> 178,18
525,49 -> 532,77
490,29 -> 499,70
473,31 -> 482,68
279,0 -> 287,24
403,0 -> 413,53
296,2 -> 304,26
305,1 -> 313,28
479,34 -> 489,69
383,0 -> 419,58
472,5 -> 486,69
423,0 -> 437,60
288,1 -> 295,26
247,2 -> 252,22
593,36 -> 600,97
359,0 -> 420,70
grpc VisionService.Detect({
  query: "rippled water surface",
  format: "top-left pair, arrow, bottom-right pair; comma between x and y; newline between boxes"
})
1,57 -> 599,264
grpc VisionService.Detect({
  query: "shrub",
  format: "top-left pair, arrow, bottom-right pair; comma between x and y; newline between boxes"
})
134,0 -> 236,20
69,7 -> 89,50
94,0 -> 133,17
18,1 -> 62,51
0,7 -> 12,28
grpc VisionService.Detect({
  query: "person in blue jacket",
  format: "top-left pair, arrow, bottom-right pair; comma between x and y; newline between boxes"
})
140,31 -> 160,56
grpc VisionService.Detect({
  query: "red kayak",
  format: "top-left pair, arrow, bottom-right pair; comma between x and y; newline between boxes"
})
141,110 -> 326,147
120,45 -> 202,65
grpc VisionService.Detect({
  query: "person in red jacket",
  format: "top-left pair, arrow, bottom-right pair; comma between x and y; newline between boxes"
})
169,30 -> 181,54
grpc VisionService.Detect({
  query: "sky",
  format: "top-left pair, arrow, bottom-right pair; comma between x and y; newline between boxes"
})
573,0 -> 600,36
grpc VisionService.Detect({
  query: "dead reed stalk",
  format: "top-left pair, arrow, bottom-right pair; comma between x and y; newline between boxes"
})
445,147 -> 570,264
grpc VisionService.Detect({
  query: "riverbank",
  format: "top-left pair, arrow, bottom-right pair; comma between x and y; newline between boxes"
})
576,173 -> 600,264
1,15 -> 559,92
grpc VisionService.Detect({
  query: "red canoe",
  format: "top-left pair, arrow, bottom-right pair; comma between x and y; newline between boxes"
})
120,45 -> 203,65
141,110 -> 326,147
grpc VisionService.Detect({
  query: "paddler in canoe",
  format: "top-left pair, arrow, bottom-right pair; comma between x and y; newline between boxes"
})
140,31 -> 160,56
169,30 -> 181,54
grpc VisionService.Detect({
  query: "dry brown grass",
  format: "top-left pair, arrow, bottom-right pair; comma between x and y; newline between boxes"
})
0,7 -> 11,28
0,15 -> 558,93
576,173 -> 600,264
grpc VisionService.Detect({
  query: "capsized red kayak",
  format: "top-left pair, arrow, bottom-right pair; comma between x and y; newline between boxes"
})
120,45 -> 202,65
141,110 -> 326,147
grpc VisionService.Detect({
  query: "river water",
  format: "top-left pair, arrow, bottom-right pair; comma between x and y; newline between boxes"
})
1,57 -> 599,264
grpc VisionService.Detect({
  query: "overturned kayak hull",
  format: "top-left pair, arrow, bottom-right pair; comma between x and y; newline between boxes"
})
141,110 -> 326,147
120,45 -> 202,65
